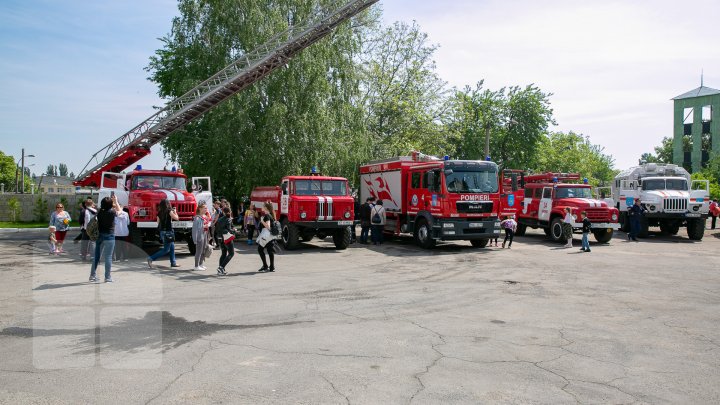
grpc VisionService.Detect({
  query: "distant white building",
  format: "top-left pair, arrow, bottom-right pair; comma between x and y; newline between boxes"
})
36,175 -> 75,194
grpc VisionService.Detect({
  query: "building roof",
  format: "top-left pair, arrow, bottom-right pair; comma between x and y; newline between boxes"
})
672,86 -> 720,100
36,175 -> 75,187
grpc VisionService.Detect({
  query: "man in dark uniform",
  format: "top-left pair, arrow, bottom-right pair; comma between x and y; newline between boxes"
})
359,197 -> 375,244
628,198 -> 645,241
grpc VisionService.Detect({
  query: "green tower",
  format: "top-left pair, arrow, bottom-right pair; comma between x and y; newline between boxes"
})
672,83 -> 720,172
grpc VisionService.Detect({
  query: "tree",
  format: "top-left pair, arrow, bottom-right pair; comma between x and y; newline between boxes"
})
58,163 -> 68,177
0,150 -> 32,192
33,196 -> 49,222
447,82 -> 554,169
46,164 -> 57,176
148,0 -> 373,198
534,131 -> 616,186
8,197 -> 20,222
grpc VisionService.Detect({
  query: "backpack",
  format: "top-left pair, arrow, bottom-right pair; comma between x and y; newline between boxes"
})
86,216 -> 99,241
371,207 -> 382,224
271,219 -> 281,236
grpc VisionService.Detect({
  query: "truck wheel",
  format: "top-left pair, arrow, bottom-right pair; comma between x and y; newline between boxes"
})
414,219 -> 436,249
659,220 -> 680,235
593,229 -> 613,244
515,223 -> 527,236
470,239 -> 489,248
187,238 -> 196,255
619,212 -> 630,233
549,217 -> 566,243
332,227 -> 351,250
543,226 -> 551,236
686,218 -> 705,241
301,230 -> 314,242
281,219 -> 300,250
637,217 -> 649,238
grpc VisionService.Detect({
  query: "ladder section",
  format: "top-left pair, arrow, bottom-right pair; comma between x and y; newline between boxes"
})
75,0 -> 378,187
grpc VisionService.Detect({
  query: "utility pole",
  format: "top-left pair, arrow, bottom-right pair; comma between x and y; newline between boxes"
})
21,148 -> 25,194
484,125 -> 490,160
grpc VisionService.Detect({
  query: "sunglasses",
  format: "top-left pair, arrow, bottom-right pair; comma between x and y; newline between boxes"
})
56,206 -> 64,209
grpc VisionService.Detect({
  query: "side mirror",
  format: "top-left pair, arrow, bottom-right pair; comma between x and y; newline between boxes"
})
444,169 -> 453,176
281,183 -> 288,195
427,171 -> 435,190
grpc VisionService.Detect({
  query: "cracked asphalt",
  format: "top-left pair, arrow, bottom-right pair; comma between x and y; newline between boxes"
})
0,228 -> 719,404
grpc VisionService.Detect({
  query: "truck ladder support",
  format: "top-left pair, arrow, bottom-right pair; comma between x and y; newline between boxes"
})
75,0 -> 378,187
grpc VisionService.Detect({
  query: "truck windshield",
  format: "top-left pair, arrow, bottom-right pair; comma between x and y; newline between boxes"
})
445,170 -> 498,193
554,187 -> 592,198
294,180 -> 347,196
133,176 -> 186,190
642,179 -> 688,191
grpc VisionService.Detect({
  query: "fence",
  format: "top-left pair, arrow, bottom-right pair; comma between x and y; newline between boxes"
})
0,193 -> 96,222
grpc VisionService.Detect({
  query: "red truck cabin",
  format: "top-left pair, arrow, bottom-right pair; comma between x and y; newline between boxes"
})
124,170 -> 196,225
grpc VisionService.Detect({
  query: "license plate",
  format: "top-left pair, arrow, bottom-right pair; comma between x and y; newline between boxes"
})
337,221 -> 353,226
172,221 -> 192,228
469,223 -> 484,228
686,213 -> 701,218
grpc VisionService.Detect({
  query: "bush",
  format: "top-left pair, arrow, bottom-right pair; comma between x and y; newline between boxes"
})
7,197 -> 20,222
33,195 -> 49,222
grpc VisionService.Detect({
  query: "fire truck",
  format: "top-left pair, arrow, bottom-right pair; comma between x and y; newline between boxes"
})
250,172 -> 354,250
359,152 -> 502,248
611,163 -> 709,240
70,0 -> 378,252
515,172 -> 620,243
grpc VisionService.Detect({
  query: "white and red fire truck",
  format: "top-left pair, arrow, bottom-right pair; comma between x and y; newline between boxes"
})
359,152 -> 502,248
514,172 -> 620,243
96,167 -> 213,254
250,173 -> 354,250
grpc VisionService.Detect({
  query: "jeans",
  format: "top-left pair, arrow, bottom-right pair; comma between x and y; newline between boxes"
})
629,217 -> 640,240
149,230 -> 176,265
90,233 -> 115,280
371,224 -> 384,245
360,223 -> 370,244
581,232 -> 590,250
503,228 -> 514,247
219,240 -> 234,269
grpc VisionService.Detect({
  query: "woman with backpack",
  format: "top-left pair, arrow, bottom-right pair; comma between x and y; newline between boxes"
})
147,199 -> 180,269
257,201 -> 278,272
89,195 -> 120,283
370,199 -> 386,246
214,206 -> 236,275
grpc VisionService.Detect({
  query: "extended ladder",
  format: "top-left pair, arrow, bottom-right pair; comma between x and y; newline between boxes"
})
75,0 -> 378,187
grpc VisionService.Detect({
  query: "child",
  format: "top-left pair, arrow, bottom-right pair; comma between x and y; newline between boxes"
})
48,226 -> 58,255
500,215 -> 517,249
580,211 -> 591,252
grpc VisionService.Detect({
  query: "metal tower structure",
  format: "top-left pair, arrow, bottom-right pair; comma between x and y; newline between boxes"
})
75,0 -> 378,187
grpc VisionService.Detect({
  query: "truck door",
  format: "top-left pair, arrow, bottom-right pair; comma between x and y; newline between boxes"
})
100,172 -> 128,206
539,187 -> 553,222
423,169 -> 442,216
690,179 -> 710,213
191,177 -> 213,209
280,180 -> 290,216
407,171 -> 422,216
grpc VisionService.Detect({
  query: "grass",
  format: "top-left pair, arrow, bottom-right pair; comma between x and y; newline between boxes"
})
0,221 -> 50,229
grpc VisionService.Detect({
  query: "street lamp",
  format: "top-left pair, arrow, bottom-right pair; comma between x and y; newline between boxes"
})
14,148 -> 35,194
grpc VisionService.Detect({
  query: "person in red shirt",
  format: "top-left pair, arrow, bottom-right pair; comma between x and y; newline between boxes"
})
710,199 -> 719,230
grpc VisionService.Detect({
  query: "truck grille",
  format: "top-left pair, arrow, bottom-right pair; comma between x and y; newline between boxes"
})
172,202 -> 195,215
315,198 -> 335,220
456,201 -> 494,214
585,208 -> 608,222
663,198 -> 687,213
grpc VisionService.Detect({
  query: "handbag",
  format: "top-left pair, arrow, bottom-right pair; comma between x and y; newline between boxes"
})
164,231 -> 175,243
256,228 -> 273,247
203,243 -> 213,258
222,232 -> 235,244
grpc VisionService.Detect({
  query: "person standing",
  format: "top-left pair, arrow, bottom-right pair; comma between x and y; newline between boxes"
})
562,207 -> 574,248
73,200 -> 86,244
89,196 -> 120,283
627,198 -> 645,241
81,200 -> 97,261
210,200 -> 222,248
214,206 -> 235,275
370,199 -> 386,245
244,205 -> 257,245
192,203 -> 209,271
359,197 -> 374,244
580,211 -> 592,252
49,203 -> 71,253
48,226 -> 57,255
113,208 -> 130,261
351,193 -> 360,244
257,201 -> 278,272
500,215 -> 517,249
709,199 -> 718,230
147,199 -> 180,269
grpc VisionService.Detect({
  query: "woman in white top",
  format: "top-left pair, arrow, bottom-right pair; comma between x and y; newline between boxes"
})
113,209 -> 130,261
562,207 -> 574,248
370,199 -> 386,245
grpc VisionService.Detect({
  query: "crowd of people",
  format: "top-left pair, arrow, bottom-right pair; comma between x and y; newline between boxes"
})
45,195 -> 720,283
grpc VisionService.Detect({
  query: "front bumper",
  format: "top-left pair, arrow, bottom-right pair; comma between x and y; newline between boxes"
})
583,222 -> 620,230
293,220 -> 354,229
136,220 -> 193,230
434,219 -> 501,240
643,212 -> 708,220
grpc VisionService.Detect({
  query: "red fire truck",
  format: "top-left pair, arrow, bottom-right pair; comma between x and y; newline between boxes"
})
250,173 -> 354,250
514,172 -> 619,243
359,152 -> 502,248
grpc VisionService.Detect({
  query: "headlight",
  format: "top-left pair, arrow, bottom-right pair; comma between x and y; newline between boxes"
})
692,205 -> 700,211
611,213 -> 618,221
443,223 -> 454,228
344,211 -> 351,219
649,205 -> 656,211
300,212 -> 307,219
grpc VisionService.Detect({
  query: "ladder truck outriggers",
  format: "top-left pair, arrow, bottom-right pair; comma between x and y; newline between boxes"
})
611,163 -> 710,240
515,172 -> 620,244
359,152 -> 502,249
72,0 -> 378,253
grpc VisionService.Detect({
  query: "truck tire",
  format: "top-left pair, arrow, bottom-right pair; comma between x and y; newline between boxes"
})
543,226 -> 551,236
470,239 -> 489,248
549,217 -> 566,243
619,212 -> 630,233
187,238 -> 196,255
332,227 -> 351,250
593,229 -> 613,244
281,219 -> 300,250
129,224 -> 143,248
414,219 -> 436,249
637,217 -> 649,238
515,223 -> 527,236
301,230 -> 314,242
659,220 -> 680,235
686,218 -> 705,241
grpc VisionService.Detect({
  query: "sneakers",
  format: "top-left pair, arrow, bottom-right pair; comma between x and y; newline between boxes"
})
267,266 -> 275,272
193,266 -> 203,271
199,265 -> 206,271
89,276 -> 100,283
217,267 -> 226,275
105,278 -> 114,283
259,266 -> 268,272
147,258 -> 153,269
170,263 -> 181,268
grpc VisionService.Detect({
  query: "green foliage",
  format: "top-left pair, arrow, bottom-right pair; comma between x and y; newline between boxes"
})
0,151 -> 16,192
33,195 -> 49,222
46,164 -> 57,176
447,82 -> 554,169
534,131 -> 617,186
148,0 -> 373,198
58,163 -> 68,177
7,197 -> 20,222
694,152 -> 720,200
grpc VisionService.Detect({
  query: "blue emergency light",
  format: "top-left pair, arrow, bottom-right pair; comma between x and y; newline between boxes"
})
444,155 -> 450,161
485,155 -> 491,161
583,177 -> 589,184
135,165 -> 142,171
311,166 -> 318,174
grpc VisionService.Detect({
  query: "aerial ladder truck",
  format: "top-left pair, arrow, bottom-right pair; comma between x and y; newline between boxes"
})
73,0 -> 378,254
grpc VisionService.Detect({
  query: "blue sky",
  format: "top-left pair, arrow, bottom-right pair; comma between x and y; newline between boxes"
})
1,0 -> 719,184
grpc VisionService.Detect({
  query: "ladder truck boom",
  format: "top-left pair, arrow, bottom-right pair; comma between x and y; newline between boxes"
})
74,0 -> 378,187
